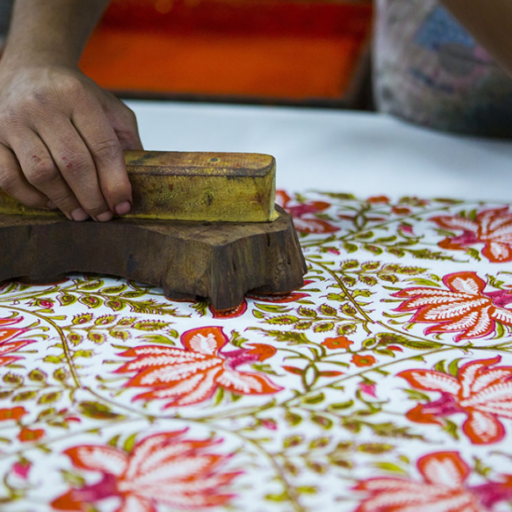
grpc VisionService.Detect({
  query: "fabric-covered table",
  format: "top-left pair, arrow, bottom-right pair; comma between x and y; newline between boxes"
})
2,189 -> 512,512
3,102 -> 512,512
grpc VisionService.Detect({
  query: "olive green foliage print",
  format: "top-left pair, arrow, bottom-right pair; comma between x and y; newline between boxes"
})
1,192 -> 512,512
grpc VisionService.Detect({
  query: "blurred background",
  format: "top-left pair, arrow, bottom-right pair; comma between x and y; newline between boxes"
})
1,0 -> 374,109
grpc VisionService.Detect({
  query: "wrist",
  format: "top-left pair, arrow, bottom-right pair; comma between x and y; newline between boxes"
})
0,47 -> 80,73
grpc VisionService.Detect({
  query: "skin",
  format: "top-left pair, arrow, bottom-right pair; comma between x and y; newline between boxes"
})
441,0 -> 512,78
0,0 -> 143,222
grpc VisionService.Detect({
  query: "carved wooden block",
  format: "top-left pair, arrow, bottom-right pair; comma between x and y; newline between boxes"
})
0,206 -> 306,311
0,151 -> 306,310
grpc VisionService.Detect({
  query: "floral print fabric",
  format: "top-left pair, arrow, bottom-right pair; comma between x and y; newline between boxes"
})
3,191 -> 512,511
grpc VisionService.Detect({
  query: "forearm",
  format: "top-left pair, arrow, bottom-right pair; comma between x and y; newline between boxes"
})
441,0 -> 512,77
2,0 -> 110,68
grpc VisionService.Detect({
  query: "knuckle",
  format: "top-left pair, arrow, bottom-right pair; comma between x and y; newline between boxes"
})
25,160 -> 58,187
60,154 -> 90,177
91,139 -> 122,160
58,76 -> 85,96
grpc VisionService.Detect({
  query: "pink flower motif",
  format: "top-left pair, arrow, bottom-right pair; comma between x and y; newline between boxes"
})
12,460 -> 31,480
51,429 -> 241,511
276,190 -> 340,234
399,356 -> 512,445
359,383 -> 377,398
431,207 -> 512,262
393,271 -> 512,342
354,451 -> 481,512
399,223 -> 414,235
116,327 -> 283,408
260,419 -> 278,430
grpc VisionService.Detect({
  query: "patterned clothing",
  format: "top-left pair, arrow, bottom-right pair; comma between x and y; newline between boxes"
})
374,0 -> 512,138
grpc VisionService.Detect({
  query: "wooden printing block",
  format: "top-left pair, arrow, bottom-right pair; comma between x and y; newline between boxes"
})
0,151 -> 307,310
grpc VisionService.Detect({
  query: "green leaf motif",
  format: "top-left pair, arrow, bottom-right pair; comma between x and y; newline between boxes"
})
57,294 -> 77,307
101,285 -> 128,295
78,401 -> 124,420
28,368 -> 48,382
319,304 -> 337,316
133,320 -> 170,331
123,433 -> 138,453
266,315 -> 299,326
298,307 -> 317,318
372,462 -> 408,475
313,322 -> 335,333
13,390 -> 38,402
311,415 -> 334,430
302,393 -> 325,405
79,296 -> 103,309
38,391 -> 62,404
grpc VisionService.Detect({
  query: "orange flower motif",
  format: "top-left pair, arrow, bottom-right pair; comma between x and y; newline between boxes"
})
351,354 -> 376,367
431,206 -> 512,262
51,429 -> 240,511
367,195 -> 390,204
0,315 -> 35,366
393,271 -> 512,342
276,190 -> 339,234
322,336 -> 353,350
399,356 -> 512,444
116,327 -> 283,408
18,427 -> 45,443
392,206 -> 412,215
0,406 -> 26,421
354,451 -> 481,512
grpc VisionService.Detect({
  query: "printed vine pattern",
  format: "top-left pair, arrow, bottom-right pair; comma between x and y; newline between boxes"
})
2,192 -> 512,511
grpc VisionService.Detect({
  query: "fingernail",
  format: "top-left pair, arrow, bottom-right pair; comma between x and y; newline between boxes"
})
115,201 -> 131,215
97,211 -> 114,222
47,201 -> 58,210
71,208 -> 89,222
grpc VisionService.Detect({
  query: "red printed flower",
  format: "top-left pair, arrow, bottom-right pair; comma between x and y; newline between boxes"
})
51,429 -> 240,511
393,271 -> 512,342
0,316 -> 35,366
351,354 -> 376,367
18,427 -> 45,443
0,406 -> 26,421
276,190 -> 339,234
322,336 -> 353,349
116,327 -> 282,407
354,451 -> 481,512
399,356 -> 512,444
431,206 -> 512,262
392,206 -> 412,215
367,196 -> 390,204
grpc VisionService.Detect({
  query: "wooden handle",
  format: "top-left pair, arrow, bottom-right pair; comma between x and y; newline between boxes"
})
0,151 -> 278,223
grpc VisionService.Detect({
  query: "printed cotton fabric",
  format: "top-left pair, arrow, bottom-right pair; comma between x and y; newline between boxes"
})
374,0 -> 512,137
2,190 -> 512,511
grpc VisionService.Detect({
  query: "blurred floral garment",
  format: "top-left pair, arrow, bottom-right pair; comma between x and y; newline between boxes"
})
375,0 -> 512,137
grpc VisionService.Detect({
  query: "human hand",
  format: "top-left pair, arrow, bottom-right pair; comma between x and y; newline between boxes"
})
0,64 -> 143,221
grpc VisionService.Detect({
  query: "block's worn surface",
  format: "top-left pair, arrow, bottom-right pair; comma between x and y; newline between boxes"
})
0,151 -> 278,223
0,206 -> 306,310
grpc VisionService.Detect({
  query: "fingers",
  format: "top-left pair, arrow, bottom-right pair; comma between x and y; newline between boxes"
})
0,143 -> 52,210
73,103 -> 133,215
7,129 -> 85,221
37,117 -> 114,221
